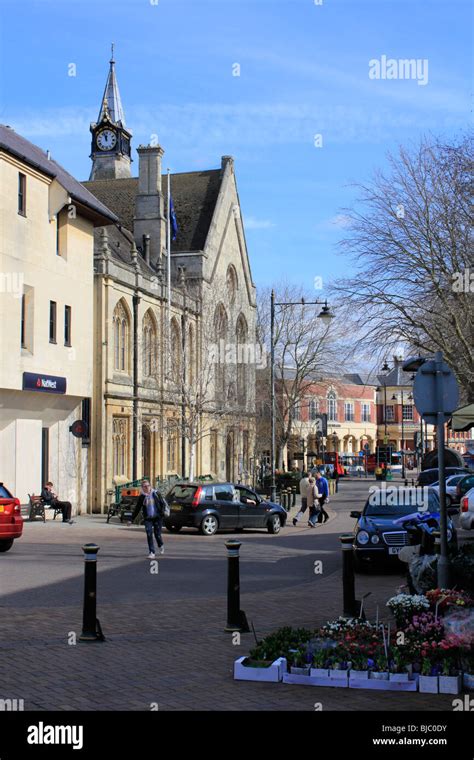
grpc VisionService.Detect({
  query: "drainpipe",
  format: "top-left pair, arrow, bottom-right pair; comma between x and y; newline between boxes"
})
131,243 -> 140,482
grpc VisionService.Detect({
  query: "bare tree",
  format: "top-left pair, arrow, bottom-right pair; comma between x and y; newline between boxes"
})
165,277 -> 256,480
257,283 -> 345,468
333,133 -> 474,400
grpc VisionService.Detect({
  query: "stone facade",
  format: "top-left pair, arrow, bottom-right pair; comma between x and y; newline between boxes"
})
0,124 -> 117,509
83,61 -> 257,512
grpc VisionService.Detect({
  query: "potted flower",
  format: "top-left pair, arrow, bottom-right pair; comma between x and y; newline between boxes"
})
386,594 -> 430,627
290,648 -> 311,676
369,659 -> 389,681
418,657 -> 439,693
389,649 -> 410,683
349,653 -> 370,680
328,648 -> 350,680
438,656 -> 461,695
310,649 -> 329,678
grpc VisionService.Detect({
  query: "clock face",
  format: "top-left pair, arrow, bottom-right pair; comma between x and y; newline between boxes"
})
96,129 -> 117,151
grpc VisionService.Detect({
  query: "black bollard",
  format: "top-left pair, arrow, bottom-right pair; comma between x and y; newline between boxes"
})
292,486 -> 297,508
224,540 -> 250,633
79,543 -> 105,642
339,534 -> 358,618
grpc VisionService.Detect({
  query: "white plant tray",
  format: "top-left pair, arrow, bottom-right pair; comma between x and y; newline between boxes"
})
234,656 -> 286,682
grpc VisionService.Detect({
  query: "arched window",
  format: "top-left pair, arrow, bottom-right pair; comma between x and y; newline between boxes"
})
327,391 -> 337,421
113,300 -> 130,373
113,417 -> 128,477
214,304 -> 228,399
236,313 -> 248,404
170,318 -> 181,385
309,399 -> 319,420
142,310 -> 157,379
226,265 -> 238,306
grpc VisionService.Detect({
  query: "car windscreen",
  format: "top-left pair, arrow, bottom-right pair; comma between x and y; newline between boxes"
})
167,485 -> 198,501
364,487 -> 439,516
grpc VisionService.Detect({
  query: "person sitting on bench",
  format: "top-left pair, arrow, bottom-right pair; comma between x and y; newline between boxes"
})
40,482 -> 73,523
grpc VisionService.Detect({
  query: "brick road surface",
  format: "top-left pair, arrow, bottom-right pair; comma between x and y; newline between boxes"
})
0,477 -> 466,711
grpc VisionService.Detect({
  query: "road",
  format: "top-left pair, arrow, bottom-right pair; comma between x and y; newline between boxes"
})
0,476 -> 460,711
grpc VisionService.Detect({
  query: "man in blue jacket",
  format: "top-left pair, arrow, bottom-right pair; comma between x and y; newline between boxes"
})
129,480 -> 168,558
314,471 -> 329,524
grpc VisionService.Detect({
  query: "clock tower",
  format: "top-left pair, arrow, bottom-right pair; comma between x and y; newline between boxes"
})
89,48 -> 132,180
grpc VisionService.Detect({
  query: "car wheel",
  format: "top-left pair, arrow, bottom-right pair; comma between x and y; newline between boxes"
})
0,539 -> 14,553
166,524 -> 182,533
267,514 -> 281,534
200,515 -> 219,536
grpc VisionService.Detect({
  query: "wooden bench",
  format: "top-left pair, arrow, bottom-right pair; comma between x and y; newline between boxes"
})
27,495 -> 63,522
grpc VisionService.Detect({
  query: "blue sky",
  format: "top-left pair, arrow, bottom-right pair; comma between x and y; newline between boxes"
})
0,0 -> 471,291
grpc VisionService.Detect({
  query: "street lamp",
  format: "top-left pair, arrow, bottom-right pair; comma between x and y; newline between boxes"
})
392,390 -> 413,478
270,291 -> 334,502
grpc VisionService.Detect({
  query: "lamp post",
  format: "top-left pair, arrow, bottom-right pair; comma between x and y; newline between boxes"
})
270,292 -> 334,502
392,390 -> 413,479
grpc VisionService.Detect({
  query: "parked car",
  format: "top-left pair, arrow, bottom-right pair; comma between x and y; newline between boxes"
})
164,482 -> 287,536
0,483 -> 23,552
460,487 -> 474,531
350,487 -> 457,571
416,466 -> 471,487
455,473 -> 474,504
430,474 -> 467,506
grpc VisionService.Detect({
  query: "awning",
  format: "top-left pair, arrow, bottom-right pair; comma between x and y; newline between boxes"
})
450,403 -> 474,432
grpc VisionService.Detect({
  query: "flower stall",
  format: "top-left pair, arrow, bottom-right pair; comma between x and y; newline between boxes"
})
234,589 -> 474,694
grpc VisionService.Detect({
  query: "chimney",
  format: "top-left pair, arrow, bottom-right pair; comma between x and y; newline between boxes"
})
133,144 -> 166,268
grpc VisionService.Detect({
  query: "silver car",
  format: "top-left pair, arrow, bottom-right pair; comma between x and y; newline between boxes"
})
430,474 -> 466,506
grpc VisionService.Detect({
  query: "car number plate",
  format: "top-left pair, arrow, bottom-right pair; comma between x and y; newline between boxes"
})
171,504 -> 182,512
389,547 -> 401,555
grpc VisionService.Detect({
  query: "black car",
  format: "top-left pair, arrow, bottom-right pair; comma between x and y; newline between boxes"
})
350,487 -> 458,570
164,482 -> 287,536
416,466 -> 471,487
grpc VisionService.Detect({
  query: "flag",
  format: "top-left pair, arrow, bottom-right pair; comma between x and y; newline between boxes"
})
169,195 -> 178,241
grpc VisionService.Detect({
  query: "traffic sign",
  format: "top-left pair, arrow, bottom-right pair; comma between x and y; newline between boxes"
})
314,413 -> 328,436
413,358 -> 459,424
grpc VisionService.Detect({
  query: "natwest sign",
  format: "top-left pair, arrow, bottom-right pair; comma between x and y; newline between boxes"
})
22,372 -> 67,394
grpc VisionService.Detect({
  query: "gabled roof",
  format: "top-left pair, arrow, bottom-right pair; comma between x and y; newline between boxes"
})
83,168 -> 222,252
0,124 -> 118,225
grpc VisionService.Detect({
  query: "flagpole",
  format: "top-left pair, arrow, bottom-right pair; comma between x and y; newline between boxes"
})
167,168 -> 171,376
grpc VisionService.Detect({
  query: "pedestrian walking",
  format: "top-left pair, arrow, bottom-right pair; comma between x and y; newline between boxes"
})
129,480 -> 169,558
293,472 -> 310,526
41,482 -> 73,523
332,468 -> 339,493
314,471 -> 330,524
306,476 -> 321,527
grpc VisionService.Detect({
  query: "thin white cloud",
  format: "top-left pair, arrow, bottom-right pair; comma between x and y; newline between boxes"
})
244,216 -> 275,229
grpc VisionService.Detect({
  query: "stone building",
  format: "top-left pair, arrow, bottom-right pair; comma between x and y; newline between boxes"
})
82,55 -> 257,511
0,124 -> 117,510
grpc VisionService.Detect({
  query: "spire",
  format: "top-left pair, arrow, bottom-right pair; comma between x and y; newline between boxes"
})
97,44 -> 126,127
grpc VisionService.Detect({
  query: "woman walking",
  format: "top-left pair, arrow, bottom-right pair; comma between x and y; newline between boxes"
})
306,476 -> 321,528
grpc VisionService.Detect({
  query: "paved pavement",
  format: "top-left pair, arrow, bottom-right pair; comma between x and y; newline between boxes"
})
0,477 -> 464,711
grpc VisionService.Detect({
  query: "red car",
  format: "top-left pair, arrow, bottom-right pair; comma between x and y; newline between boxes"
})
0,483 -> 23,552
